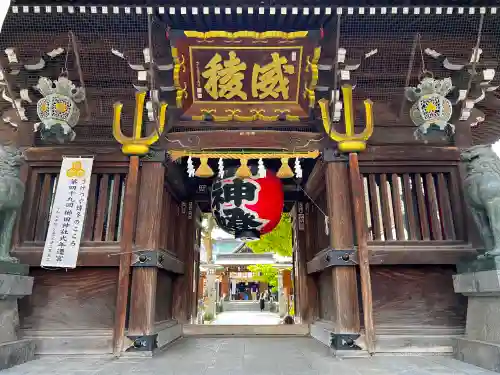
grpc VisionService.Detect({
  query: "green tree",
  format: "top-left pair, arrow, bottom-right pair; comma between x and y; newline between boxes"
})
201,213 -> 216,263
246,214 -> 292,257
247,264 -> 279,287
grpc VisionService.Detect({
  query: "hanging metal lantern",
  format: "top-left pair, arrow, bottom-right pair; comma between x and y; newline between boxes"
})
405,77 -> 454,137
35,76 -> 86,143
210,167 -> 284,241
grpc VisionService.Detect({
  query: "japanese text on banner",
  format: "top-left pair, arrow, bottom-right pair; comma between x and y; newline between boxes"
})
41,157 -> 93,268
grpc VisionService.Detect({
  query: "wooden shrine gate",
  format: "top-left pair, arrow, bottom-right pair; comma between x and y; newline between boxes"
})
12,147 -> 202,355
291,146 -> 472,354
10,143 -> 474,356
1,0 -> 495,361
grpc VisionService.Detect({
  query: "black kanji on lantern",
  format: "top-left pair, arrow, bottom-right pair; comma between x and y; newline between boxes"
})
211,180 -> 224,212
220,207 -> 263,232
210,172 -> 266,239
211,177 -> 258,211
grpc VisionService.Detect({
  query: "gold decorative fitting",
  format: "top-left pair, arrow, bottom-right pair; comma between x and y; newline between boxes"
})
276,158 -> 294,179
168,150 -> 320,162
195,157 -> 214,178
176,83 -> 188,108
235,159 -> 252,178
171,47 -> 187,108
303,87 -> 316,109
303,47 -> 321,109
113,91 -> 167,156
169,151 -> 319,178
318,84 -> 374,153
184,31 -> 308,41
191,108 -> 300,122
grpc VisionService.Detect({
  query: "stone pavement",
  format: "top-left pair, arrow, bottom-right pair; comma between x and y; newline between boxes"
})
0,337 -> 496,375
212,311 -> 281,325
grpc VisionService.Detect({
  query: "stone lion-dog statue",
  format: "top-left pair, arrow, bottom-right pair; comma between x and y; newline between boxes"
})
0,144 -> 24,262
461,144 -> 500,258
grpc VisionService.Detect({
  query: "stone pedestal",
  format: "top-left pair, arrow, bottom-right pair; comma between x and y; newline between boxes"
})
278,272 -> 286,317
0,265 -> 35,370
453,269 -> 500,372
206,273 -> 217,318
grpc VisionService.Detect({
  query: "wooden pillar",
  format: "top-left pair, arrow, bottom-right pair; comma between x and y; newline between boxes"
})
325,161 -> 361,333
221,273 -> 229,300
453,116 -> 481,246
192,242 -> 201,318
282,269 -> 292,312
293,202 -> 310,322
304,203 -> 319,320
172,201 -> 196,323
198,272 -> 205,300
282,269 -> 292,295
185,203 -> 198,323
349,153 -> 375,353
172,208 -> 188,321
127,162 -> 165,336
113,156 -> 140,355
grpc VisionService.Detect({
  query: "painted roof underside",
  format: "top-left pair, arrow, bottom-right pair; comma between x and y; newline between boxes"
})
3,1 -> 500,145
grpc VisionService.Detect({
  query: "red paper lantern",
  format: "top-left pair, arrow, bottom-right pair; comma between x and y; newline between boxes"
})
211,168 -> 284,240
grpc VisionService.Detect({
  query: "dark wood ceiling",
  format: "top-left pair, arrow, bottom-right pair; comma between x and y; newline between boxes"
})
1,4 -> 500,147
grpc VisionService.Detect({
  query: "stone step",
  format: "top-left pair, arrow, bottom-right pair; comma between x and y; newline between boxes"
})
221,301 -> 272,312
311,321 -> 461,357
182,324 -> 310,336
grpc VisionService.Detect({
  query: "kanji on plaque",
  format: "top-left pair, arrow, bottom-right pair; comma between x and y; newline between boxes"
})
195,49 -> 299,103
170,30 -> 322,122
252,52 -> 295,100
202,51 -> 247,100
41,157 -> 94,268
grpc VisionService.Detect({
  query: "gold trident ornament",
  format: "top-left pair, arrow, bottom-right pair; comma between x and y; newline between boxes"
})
318,84 -> 374,153
113,92 -> 167,155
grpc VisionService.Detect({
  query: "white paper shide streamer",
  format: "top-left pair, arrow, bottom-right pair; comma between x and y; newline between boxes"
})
257,158 -> 266,178
218,158 -> 224,178
41,157 -> 93,268
187,156 -> 195,177
294,158 -> 302,178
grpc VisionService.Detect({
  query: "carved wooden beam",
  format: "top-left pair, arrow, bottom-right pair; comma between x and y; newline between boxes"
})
23,146 -> 128,162
164,130 -> 323,151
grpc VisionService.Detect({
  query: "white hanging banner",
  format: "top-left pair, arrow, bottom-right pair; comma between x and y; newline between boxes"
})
41,157 -> 94,268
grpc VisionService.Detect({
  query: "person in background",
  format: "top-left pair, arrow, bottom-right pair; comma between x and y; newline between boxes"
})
251,284 -> 257,300
259,292 -> 265,312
